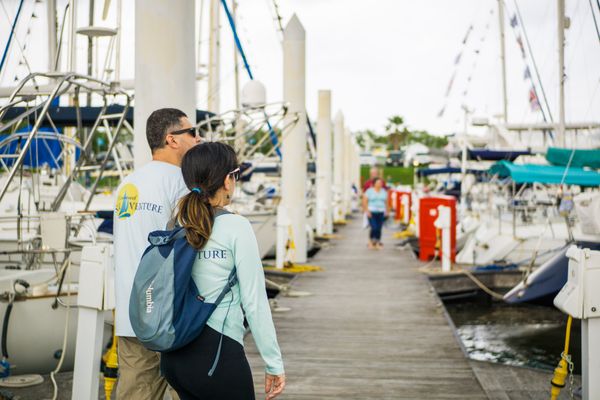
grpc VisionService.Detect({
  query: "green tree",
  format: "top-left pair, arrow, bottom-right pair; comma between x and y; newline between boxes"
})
385,115 -> 409,151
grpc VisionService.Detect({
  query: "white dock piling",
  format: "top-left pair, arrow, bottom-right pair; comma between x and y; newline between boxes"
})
134,0 -> 196,167
343,126 -> 354,216
434,205 -> 452,272
333,111 -> 345,222
280,14 -> 307,263
207,0 -> 221,113
316,90 -> 333,236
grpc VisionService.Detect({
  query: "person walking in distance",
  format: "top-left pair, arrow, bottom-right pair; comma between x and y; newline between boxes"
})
362,177 -> 389,250
113,108 -> 200,399
160,142 -> 285,400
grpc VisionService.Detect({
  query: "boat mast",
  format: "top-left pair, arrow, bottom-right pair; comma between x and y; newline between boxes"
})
207,0 -> 220,113
497,0 -> 508,126
47,0 -> 58,72
232,0 -> 240,109
557,0 -> 566,147
68,0 -> 77,73
87,0 -> 94,105
115,0 -> 122,82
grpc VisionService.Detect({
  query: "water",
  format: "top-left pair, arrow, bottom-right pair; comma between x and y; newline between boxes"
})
444,299 -> 581,373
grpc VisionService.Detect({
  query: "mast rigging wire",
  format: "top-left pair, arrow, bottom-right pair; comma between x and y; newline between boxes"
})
0,0 -> 25,75
511,0 -> 554,124
590,0 -> 600,44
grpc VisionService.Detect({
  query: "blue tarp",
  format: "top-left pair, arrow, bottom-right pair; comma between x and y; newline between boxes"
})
2,106 -> 214,128
416,166 -> 486,177
488,160 -> 600,186
468,148 -> 531,161
0,128 -> 79,168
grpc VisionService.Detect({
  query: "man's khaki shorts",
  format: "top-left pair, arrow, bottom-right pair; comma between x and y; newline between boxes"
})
116,336 -> 179,400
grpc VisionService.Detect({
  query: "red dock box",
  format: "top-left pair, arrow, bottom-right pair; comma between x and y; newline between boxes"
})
418,196 -> 456,262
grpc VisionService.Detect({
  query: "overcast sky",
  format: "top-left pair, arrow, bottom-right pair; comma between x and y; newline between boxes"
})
1,0 -> 599,136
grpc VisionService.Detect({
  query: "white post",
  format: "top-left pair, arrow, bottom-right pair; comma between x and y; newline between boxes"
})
342,126 -> 352,216
557,0 -> 566,147
434,205 -> 452,272
316,90 -> 333,236
72,244 -> 114,400
460,135 -> 468,214
401,194 -> 410,225
275,205 -> 290,269
207,0 -> 220,113
351,143 -> 360,211
582,319 -> 600,400
333,111 -> 345,222
281,14 -> 307,263
134,0 -> 196,168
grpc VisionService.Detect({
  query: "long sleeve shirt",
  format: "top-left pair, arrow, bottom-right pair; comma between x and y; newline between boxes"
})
191,213 -> 284,375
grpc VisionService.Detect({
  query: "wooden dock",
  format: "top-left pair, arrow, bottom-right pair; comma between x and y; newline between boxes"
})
4,216 -> 579,399
246,216 -> 579,400
246,217 -> 487,399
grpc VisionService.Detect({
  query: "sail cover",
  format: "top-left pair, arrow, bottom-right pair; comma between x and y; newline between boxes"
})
489,160 -> 600,186
546,147 -> 600,169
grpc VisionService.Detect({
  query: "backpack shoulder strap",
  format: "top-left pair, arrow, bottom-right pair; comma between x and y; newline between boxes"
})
213,208 -> 232,218
213,267 -> 238,305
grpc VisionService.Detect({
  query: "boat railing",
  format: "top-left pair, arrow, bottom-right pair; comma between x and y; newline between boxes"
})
196,102 -> 300,162
0,73 -> 132,214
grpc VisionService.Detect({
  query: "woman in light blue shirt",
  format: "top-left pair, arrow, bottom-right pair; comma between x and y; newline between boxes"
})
161,142 -> 285,400
362,177 -> 389,249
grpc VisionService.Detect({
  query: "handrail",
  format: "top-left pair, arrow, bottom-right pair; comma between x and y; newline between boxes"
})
0,73 -> 132,210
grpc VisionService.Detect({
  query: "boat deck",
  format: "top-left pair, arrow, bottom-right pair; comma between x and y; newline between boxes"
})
246,216 -> 486,399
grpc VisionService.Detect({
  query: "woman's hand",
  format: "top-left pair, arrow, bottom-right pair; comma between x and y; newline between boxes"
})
366,210 -> 372,218
265,373 -> 286,399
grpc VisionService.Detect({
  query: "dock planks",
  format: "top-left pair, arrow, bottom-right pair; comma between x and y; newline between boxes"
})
245,217 -> 487,399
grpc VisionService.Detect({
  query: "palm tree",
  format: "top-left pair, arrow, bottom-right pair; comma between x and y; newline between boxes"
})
385,115 -> 409,150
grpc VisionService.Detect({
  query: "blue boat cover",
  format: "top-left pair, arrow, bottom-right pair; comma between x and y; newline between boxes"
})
0,128 -> 80,168
546,147 -> 600,169
489,160 -> 600,186
2,106 -> 214,128
417,167 -> 487,177
468,148 -> 531,161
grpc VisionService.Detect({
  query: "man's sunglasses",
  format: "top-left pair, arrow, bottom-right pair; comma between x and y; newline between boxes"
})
228,167 -> 241,181
167,126 -> 204,140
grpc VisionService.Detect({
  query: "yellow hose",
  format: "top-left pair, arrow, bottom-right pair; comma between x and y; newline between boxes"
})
104,316 -> 119,400
550,315 -> 572,400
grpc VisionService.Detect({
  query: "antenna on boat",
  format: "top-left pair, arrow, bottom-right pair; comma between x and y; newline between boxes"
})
497,0 -> 508,124
557,0 -> 568,147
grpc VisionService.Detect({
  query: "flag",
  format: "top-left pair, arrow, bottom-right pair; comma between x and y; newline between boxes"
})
516,35 -> 526,58
462,25 -> 474,44
510,14 -> 518,28
523,67 -> 531,80
529,87 -> 541,111
454,52 -> 462,65
445,71 -> 456,97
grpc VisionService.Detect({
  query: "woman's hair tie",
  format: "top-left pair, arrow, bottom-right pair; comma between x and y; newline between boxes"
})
191,187 -> 202,194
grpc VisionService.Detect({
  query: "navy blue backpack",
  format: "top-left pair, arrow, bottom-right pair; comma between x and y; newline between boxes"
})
129,209 -> 237,375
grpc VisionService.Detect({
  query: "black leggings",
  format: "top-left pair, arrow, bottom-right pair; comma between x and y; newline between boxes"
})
160,326 -> 255,400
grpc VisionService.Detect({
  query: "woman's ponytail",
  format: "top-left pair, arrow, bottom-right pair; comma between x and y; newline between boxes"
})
176,190 -> 214,250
